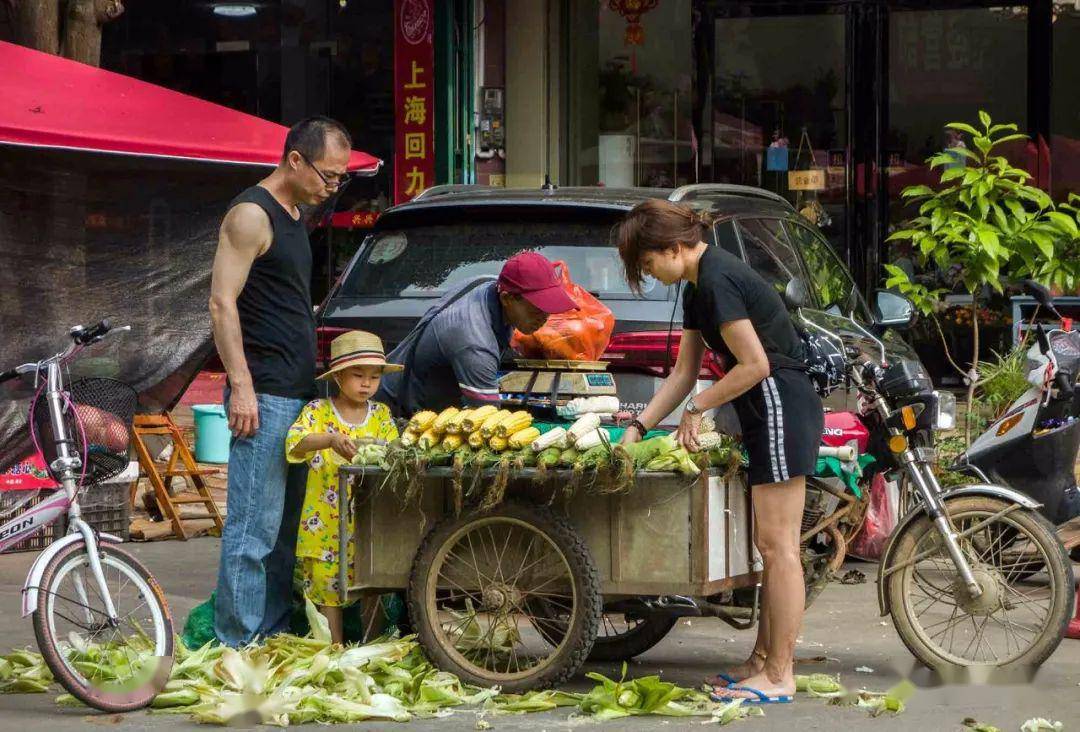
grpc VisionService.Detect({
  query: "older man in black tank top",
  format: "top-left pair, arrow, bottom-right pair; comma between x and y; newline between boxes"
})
208,117 -> 352,647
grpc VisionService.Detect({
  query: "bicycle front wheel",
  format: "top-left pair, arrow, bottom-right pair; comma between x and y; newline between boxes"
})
32,541 -> 174,712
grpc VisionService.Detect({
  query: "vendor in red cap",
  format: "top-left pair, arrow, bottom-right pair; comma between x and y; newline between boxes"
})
375,251 -> 577,416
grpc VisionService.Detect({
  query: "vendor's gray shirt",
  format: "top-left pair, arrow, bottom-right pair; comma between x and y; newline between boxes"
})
376,278 -> 510,416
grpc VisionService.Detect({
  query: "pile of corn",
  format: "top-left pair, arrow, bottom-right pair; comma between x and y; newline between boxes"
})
400,406 -> 538,456
370,408 -> 746,511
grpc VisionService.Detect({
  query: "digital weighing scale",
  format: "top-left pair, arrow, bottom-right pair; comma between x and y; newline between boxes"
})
499,359 -> 617,413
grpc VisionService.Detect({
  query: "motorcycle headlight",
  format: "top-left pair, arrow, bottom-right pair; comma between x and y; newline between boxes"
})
934,390 -> 956,431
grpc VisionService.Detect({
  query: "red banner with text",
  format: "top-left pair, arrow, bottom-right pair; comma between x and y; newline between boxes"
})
393,0 -> 436,204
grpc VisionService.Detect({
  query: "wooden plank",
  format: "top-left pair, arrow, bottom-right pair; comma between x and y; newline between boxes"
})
130,518 -> 218,541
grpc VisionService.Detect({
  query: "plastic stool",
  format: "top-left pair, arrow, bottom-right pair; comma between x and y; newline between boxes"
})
1067,575 -> 1080,640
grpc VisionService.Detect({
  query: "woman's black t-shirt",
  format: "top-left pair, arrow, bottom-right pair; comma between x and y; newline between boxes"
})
682,246 -> 806,371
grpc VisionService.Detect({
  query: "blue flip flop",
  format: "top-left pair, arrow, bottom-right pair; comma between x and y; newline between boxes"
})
707,672 -> 740,689
710,686 -> 794,705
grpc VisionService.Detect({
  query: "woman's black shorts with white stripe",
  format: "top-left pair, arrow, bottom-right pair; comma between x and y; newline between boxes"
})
733,368 -> 824,487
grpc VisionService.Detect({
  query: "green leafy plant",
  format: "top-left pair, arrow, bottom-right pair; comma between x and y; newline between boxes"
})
884,111 -> 1079,441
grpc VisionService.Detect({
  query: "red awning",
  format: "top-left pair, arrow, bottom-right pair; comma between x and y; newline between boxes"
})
0,41 -> 381,173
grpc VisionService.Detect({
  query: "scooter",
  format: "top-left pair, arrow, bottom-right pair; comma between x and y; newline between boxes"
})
953,281 -> 1080,528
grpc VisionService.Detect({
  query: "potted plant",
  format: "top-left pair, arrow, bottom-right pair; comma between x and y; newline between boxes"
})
885,112 -> 1079,442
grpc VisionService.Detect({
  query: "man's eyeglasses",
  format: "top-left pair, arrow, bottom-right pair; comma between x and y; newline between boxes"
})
298,152 -> 351,189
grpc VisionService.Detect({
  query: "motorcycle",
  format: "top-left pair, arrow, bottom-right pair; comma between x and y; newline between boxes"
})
801,309 -> 1074,668
953,281 -> 1080,528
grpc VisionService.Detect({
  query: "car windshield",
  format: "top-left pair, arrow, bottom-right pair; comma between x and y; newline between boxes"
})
340,219 -> 670,300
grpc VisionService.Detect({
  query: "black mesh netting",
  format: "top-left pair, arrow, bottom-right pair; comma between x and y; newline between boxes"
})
31,377 -> 139,486
0,145 -> 269,472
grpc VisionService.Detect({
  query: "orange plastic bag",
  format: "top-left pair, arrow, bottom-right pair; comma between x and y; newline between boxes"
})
511,261 -> 615,361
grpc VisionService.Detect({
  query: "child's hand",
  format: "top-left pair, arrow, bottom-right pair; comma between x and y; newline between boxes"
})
328,433 -> 357,461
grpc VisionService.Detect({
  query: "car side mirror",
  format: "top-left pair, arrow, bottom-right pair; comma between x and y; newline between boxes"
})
873,290 -> 915,329
784,278 -> 811,311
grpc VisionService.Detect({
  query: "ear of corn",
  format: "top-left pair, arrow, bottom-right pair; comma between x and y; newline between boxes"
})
693,431 -> 725,452
480,409 -> 513,438
441,433 -> 465,450
575,445 -> 611,470
461,405 -> 498,432
468,430 -> 486,448
530,426 -> 567,452
621,434 -> 676,467
513,446 -> 537,468
489,435 -> 510,452
399,428 -> 420,448
566,413 -> 602,444
700,415 -> 716,434
443,409 -> 471,435
417,428 -> 441,450
496,410 -> 533,437
557,447 -> 580,467
508,426 -> 541,450
536,446 -> 562,468
573,428 -> 610,451
408,410 -> 438,432
431,407 -> 460,432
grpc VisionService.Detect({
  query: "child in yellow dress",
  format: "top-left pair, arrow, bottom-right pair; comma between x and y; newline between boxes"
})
285,331 -> 401,643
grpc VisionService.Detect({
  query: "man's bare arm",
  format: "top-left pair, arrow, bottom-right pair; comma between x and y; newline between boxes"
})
209,203 -> 271,437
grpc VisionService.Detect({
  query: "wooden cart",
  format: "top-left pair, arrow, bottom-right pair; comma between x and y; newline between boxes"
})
334,465 -> 761,692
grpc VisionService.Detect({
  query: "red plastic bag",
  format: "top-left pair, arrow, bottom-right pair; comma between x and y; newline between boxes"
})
849,472 -> 897,561
511,261 -> 615,362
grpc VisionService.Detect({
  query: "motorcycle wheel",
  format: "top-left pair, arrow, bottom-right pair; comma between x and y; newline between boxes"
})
885,496 -> 1074,669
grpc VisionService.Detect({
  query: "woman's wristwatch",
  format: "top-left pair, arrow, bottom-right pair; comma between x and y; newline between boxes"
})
685,397 -> 701,415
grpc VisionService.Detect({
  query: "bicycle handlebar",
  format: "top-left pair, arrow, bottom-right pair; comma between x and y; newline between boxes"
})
71,319 -> 110,345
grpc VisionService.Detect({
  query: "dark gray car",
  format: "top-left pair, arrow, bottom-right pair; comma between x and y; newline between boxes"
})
318,184 -> 917,425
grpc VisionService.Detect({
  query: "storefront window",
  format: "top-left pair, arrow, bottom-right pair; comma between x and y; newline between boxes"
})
886,8 -> 1028,240
565,0 -> 693,188
709,9 -> 847,259
1052,13 -> 1080,203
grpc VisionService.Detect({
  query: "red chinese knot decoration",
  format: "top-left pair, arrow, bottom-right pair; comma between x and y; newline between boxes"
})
607,0 -> 660,46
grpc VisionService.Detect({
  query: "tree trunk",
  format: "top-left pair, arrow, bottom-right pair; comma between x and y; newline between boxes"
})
62,0 -> 123,67
965,299 -> 980,446
14,0 -> 60,54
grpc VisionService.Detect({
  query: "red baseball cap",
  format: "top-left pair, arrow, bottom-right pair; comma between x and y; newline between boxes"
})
498,251 -> 578,314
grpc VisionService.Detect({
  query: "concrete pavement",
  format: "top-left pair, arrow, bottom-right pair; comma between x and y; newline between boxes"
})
1,539 -> 1077,731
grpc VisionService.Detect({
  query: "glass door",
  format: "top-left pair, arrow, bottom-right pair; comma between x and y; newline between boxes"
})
701,2 -> 849,261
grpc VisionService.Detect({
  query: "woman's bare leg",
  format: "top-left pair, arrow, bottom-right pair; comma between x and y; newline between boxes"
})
719,477 -> 805,699
707,513 -> 769,687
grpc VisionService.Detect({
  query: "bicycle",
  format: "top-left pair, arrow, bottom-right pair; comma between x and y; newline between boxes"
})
0,320 -> 173,711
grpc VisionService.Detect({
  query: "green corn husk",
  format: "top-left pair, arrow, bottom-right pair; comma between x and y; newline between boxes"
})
795,673 -> 843,695
350,441 -> 388,468
557,447 -> 579,467
511,446 -> 537,469
535,446 -> 561,471
151,688 -> 202,708
423,446 -> 453,467
622,434 -> 677,468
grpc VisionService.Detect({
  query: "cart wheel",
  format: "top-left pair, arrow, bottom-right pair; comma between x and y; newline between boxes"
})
407,500 -> 602,692
528,601 -> 677,662
586,612 -> 677,661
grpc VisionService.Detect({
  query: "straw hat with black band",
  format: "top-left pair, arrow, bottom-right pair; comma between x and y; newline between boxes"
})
318,330 -> 404,380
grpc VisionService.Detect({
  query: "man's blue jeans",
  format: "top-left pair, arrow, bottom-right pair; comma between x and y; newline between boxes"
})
214,391 -> 308,647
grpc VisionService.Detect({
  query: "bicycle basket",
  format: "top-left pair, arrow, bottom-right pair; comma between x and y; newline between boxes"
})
31,377 -> 138,486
